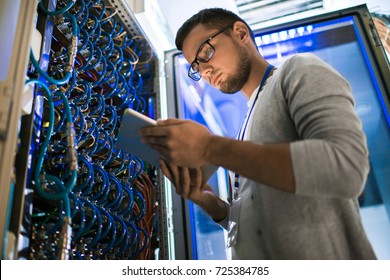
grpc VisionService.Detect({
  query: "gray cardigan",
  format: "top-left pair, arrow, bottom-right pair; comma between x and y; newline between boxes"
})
219,53 -> 376,259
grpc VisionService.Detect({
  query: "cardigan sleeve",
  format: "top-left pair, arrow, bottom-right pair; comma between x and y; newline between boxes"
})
284,54 -> 369,199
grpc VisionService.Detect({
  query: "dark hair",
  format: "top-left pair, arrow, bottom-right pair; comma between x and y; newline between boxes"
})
175,8 -> 256,51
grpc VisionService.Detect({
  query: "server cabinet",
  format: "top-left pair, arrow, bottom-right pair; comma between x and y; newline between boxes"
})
0,0 -> 170,260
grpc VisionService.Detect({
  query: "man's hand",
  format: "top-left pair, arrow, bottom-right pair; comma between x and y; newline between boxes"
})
159,159 -> 227,221
159,159 -> 214,205
140,118 -> 213,167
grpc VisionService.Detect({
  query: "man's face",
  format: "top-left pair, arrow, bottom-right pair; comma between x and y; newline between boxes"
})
182,24 -> 251,94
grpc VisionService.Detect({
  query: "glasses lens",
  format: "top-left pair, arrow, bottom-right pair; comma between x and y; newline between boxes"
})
187,39 -> 217,81
197,42 -> 215,62
188,62 -> 201,81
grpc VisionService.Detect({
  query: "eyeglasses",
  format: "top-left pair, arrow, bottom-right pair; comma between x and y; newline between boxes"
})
188,25 -> 233,81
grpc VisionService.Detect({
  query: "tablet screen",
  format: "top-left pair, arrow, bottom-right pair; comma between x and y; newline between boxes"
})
115,108 -> 160,166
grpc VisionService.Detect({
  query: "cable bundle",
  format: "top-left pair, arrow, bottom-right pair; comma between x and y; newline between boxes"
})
27,0 -> 158,260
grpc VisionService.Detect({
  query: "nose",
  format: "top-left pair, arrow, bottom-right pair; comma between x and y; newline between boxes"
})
199,62 -> 213,82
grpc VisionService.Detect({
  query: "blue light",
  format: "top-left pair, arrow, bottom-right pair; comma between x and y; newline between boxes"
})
288,28 -> 296,38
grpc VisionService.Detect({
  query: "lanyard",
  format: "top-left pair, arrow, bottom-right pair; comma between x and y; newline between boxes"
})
234,64 -> 274,192
237,64 -> 274,141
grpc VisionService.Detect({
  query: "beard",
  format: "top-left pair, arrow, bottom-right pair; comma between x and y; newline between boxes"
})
219,46 -> 251,94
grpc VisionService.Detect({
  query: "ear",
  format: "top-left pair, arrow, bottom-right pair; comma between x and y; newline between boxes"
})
232,21 -> 251,44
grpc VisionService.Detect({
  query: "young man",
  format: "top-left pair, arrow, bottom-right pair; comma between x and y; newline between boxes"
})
140,8 -> 376,259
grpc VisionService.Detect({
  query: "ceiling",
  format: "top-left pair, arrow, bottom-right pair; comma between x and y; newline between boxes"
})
129,0 -> 390,53
235,0 -> 323,26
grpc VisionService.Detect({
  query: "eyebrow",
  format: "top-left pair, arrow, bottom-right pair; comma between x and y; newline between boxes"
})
191,25 -> 233,62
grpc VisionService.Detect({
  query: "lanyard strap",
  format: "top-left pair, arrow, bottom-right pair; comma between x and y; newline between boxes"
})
233,64 -> 274,193
238,64 -> 274,141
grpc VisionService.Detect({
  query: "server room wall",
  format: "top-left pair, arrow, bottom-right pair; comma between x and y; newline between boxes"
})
10,0 -> 160,260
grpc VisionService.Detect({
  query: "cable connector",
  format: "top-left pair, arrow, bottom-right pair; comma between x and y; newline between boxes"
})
66,122 -> 78,171
40,174 -> 47,190
66,35 -> 78,72
57,216 -> 72,260
51,14 -> 64,26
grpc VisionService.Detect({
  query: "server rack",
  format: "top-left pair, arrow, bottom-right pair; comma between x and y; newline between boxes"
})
0,0 -> 171,260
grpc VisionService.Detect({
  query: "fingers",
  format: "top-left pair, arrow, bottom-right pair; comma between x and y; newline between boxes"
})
159,160 -> 203,200
189,166 -> 202,190
140,126 -> 169,137
140,118 -> 183,137
159,159 -> 173,181
179,167 -> 191,198
159,160 -> 184,196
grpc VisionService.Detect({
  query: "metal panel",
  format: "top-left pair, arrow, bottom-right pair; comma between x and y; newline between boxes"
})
0,0 -> 38,259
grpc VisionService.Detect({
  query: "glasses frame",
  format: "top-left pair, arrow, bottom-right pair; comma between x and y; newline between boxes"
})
188,25 -> 233,81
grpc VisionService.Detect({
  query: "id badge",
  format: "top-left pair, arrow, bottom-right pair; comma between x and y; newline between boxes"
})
227,194 -> 241,248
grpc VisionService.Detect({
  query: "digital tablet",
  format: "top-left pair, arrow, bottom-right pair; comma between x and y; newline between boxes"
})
115,108 -> 160,166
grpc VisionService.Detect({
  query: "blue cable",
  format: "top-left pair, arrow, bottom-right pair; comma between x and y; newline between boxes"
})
100,106 -> 117,131
115,184 -> 134,217
97,207 -> 113,240
86,203 -> 102,248
73,154 -> 94,195
124,220 -> 138,259
25,80 -> 72,219
112,214 -> 128,247
39,0 -> 76,16
77,39 -> 94,72
112,18 -> 124,38
87,121 -> 100,157
78,117 -> 96,154
69,192 -> 85,241
130,229 -> 141,260
101,15 -> 119,37
93,0 -> 106,21
30,0 -> 156,260
104,173 -> 124,209
91,56 -> 108,86
99,31 -> 114,57
77,5 -> 90,33
132,188 -> 146,222
30,49 -> 71,86
88,93 -> 105,122
79,198 -> 97,238
88,15 -> 102,44
53,107 -> 66,134
69,80 -> 91,110
84,45 -> 102,71
108,45 -> 124,72
71,0 -> 86,20
94,128 -> 109,154
69,103 -> 85,143
137,226 -> 149,254
101,60 -> 117,86
109,73 -> 128,100
77,0 -> 89,28
129,155 -> 144,180
119,57 -> 135,79
100,211 -> 117,254
111,149 -> 125,173
116,84 -> 133,109
30,13 -> 78,85
89,164 -> 109,201
100,136 -> 114,166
